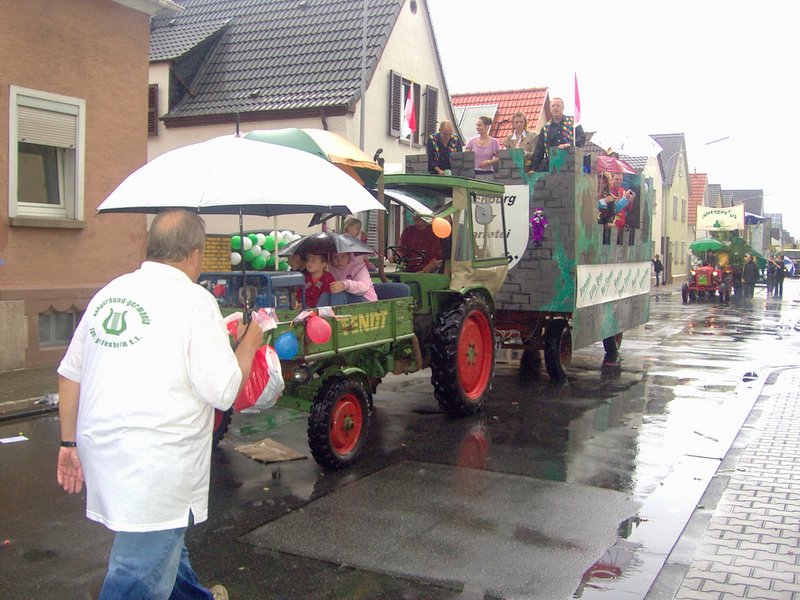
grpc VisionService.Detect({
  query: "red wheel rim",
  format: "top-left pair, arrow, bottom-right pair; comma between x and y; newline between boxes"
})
457,310 -> 493,400
330,393 -> 363,455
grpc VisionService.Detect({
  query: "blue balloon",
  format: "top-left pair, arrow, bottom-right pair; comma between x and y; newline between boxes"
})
274,332 -> 299,360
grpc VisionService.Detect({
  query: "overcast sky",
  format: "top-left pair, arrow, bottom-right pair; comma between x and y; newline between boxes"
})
427,0 -> 800,237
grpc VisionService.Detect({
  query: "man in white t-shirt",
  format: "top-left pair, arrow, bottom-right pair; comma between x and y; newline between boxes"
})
56,209 -> 263,600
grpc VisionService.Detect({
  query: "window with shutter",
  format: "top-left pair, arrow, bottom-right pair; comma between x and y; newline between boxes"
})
388,70 -> 402,137
424,85 -> 438,139
9,86 -> 85,222
148,84 -> 159,137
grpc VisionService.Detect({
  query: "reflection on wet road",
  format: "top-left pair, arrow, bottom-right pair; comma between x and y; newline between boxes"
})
1,283 -> 798,599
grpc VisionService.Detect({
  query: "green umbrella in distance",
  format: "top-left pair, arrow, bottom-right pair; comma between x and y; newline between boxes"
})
690,237 -> 727,253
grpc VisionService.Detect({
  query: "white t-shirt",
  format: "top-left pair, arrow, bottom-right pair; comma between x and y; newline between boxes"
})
58,261 -> 242,532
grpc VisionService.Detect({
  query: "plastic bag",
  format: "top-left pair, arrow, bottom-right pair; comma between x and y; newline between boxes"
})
233,345 -> 285,411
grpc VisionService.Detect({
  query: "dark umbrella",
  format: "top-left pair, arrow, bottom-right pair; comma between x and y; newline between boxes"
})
278,231 -> 376,257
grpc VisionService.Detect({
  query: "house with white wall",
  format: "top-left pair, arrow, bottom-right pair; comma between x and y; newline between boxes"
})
147,0 -> 457,239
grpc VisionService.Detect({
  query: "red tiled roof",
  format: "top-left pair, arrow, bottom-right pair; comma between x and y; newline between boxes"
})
688,172 -> 708,226
451,88 -> 549,142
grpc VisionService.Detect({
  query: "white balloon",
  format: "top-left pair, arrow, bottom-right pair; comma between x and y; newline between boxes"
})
255,233 -> 266,245
280,230 -> 292,241
242,237 -> 253,250
261,249 -> 271,259
231,252 -> 242,265
251,245 -> 262,256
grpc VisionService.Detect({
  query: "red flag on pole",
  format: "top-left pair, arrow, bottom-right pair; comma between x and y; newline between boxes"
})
401,85 -> 416,138
574,72 -> 581,124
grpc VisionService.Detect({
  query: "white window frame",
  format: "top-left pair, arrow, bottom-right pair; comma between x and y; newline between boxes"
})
8,86 -> 85,221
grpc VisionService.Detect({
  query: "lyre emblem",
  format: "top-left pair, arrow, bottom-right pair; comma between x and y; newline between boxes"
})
102,308 -> 128,336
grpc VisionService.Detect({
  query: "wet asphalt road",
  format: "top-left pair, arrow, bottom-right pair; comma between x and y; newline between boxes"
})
1,281 -> 799,599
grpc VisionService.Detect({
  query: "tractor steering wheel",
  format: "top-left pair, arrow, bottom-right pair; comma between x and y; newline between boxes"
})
385,245 -> 426,271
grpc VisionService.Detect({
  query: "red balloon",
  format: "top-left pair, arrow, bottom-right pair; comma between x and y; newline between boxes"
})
306,315 -> 332,344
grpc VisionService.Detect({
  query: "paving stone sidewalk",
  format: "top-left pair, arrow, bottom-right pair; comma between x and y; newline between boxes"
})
675,369 -> 800,600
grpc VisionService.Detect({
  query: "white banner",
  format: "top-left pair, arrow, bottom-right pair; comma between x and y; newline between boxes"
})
503,184 -> 530,269
697,205 -> 744,231
576,262 -> 651,308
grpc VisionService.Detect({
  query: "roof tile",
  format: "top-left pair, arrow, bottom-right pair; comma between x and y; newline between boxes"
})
150,0 -> 404,118
451,88 -> 549,141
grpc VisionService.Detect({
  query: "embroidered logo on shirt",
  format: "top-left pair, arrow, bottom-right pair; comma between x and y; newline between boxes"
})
89,297 -> 151,349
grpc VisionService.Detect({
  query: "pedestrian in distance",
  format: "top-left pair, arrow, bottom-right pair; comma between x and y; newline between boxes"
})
742,254 -> 758,299
766,254 -> 778,296
775,253 -> 787,298
57,209 -> 263,600
652,254 -> 664,287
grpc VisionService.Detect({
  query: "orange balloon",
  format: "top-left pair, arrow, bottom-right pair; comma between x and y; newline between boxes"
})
431,217 -> 452,239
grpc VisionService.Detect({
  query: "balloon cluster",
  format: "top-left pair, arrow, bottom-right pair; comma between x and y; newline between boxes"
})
230,231 -> 302,271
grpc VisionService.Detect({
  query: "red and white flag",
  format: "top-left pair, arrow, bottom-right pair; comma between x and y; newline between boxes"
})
574,72 -> 581,124
401,85 -> 416,138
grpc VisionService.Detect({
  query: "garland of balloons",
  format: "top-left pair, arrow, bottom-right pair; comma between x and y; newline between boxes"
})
230,231 -> 303,271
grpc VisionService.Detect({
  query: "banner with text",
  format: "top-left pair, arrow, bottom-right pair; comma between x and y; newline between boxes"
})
576,262 -> 651,308
697,204 -> 744,231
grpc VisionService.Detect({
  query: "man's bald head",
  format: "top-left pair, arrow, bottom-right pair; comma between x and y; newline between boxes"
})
146,209 -> 206,263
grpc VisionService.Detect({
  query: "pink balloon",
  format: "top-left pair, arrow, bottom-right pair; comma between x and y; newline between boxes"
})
306,315 -> 332,344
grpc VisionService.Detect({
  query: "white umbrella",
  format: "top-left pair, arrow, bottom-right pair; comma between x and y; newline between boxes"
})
97,135 -> 385,216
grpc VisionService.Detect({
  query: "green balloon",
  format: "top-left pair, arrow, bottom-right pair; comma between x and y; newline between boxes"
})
266,255 -> 277,267
247,233 -> 258,245
251,254 -> 267,270
231,235 -> 242,250
277,239 -> 288,249
279,259 -> 290,271
263,235 -> 276,251
243,249 -> 255,262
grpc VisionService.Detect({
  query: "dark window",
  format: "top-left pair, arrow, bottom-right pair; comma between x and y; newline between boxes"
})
388,71 -> 421,144
39,309 -> 81,346
148,84 -> 159,137
602,226 -> 611,245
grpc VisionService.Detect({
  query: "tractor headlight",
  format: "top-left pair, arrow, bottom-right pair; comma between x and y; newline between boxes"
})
712,270 -> 719,277
289,366 -> 311,383
690,270 -> 696,276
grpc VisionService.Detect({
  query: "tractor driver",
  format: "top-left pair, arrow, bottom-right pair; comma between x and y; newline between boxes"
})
392,214 -> 443,273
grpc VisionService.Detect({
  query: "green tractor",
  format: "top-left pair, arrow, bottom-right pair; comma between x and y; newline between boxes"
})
212,174 -> 509,469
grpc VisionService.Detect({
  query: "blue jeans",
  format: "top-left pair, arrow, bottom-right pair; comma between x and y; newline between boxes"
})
99,527 -> 213,600
317,292 -> 366,306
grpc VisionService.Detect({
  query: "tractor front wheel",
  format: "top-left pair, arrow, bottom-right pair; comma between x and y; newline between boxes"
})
308,378 -> 370,470
431,294 -> 495,417
544,319 -> 572,381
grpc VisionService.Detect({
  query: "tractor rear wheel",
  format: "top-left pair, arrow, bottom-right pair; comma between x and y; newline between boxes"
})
602,332 -> 623,356
431,294 -> 495,417
544,319 -> 572,381
212,407 -> 232,448
308,377 -> 370,470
